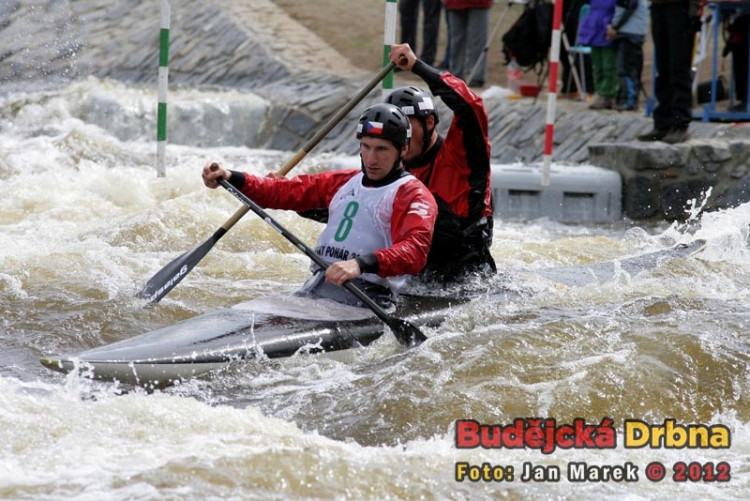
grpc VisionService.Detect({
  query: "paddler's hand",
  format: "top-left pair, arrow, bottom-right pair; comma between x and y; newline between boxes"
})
325,259 -> 362,286
202,162 -> 229,189
389,43 -> 417,72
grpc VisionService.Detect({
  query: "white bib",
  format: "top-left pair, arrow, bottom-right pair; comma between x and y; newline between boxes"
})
314,172 -> 413,291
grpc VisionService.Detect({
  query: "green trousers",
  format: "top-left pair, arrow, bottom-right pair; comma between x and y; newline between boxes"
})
591,46 -> 619,99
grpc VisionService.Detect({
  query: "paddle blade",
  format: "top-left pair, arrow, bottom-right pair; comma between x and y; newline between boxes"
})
387,317 -> 427,347
136,234 -> 220,304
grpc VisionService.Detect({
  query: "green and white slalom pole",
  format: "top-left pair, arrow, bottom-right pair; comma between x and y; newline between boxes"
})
156,0 -> 170,177
382,0 -> 397,93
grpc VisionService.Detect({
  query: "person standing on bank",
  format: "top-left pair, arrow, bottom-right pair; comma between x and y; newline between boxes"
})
201,104 -> 438,308
606,0 -> 648,111
723,12 -> 749,112
637,0 -> 702,144
399,0 -> 444,67
443,0 -> 493,87
387,42 -> 496,284
578,0 -> 619,110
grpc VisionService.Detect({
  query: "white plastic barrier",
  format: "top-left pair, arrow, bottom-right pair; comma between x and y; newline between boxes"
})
491,164 -> 622,223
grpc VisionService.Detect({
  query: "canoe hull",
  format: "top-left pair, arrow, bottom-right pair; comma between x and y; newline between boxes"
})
41,240 -> 705,387
40,294 -> 457,387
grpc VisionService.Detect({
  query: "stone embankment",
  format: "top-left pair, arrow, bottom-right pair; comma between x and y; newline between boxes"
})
3,0 -> 750,220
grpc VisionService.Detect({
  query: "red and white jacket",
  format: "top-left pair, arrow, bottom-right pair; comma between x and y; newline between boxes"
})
407,61 -> 493,224
403,61 -> 495,277
234,168 -> 437,279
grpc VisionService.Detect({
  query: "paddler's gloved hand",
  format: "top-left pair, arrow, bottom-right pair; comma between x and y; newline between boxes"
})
389,43 -> 417,72
202,162 -> 229,189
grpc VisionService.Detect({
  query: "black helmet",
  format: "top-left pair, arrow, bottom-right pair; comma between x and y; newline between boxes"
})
356,103 -> 411,149
385,86 -> 439,125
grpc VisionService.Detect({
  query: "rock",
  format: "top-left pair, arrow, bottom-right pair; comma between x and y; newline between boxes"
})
624,176 -> 660,219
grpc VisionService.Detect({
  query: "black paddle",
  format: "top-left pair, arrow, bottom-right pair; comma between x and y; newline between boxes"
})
137,61 -> 400,303
217,177 -> 427,347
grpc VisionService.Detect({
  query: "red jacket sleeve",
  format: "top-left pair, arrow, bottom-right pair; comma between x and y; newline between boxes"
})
374,178 -> 437,277
411,61 -> 493,221
239,169 -> 359,211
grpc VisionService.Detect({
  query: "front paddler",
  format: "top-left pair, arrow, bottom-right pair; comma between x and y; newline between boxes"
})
202,103 -> 437,308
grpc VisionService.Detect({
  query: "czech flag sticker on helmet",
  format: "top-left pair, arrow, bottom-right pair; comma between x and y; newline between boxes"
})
365,121 -> 384,135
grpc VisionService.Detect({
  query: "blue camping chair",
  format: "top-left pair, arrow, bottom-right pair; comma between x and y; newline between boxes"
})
567,4 -> 592,97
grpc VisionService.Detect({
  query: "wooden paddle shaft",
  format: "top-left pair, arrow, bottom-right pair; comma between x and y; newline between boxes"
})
221,60 -> 404,228
276,59 -> 401,177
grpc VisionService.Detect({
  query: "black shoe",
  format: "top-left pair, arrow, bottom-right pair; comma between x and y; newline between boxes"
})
637,128 -> 669,142
662,127 -> 690,144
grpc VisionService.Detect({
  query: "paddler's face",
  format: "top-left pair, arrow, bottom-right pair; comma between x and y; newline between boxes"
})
401,115 -> 429,162
359,136 -> 404,181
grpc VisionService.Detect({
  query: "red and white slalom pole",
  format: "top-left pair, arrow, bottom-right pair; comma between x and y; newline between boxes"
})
542,0 -> 564,187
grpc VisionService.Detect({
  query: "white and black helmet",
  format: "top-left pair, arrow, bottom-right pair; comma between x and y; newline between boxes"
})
356,103 -> 412,149
385,86 -> 439,125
